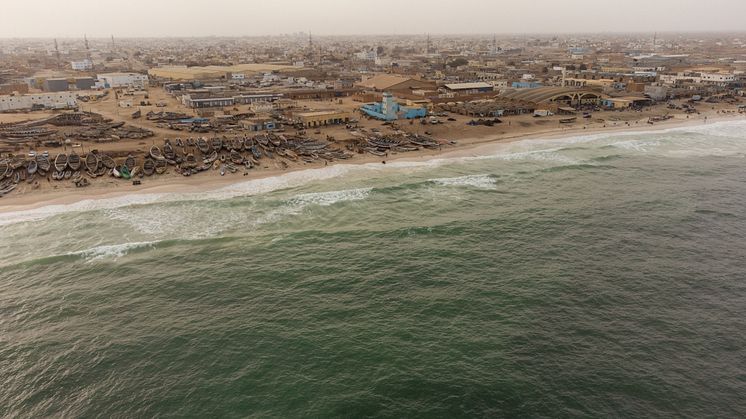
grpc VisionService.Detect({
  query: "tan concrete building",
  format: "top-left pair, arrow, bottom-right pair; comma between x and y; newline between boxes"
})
294,110 -> 352,128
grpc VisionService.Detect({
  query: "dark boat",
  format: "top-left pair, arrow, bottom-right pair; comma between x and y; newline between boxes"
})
250,145 -> 261,159
197,137 -> 210,154
27,159 -> 38,175
143,158 -> 155,176
211,137 -> 222,151
68,151 -> 81,171
124,154 -> 136,171
0,159 -> 9,178
85,152 -> 99,172
36,154 -> 51,173
185,153 -> 197,167
230,149 -> 243,164
54,153 -> 68,172
100,154 -> 116,169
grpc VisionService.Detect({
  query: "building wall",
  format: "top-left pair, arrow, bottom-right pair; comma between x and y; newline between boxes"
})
98,73 -> 148,88
0,92 -> 77,112
44,79 -> 70,92
297,111 -> 351,127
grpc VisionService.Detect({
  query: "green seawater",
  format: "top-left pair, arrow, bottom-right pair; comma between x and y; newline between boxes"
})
1,121 -> 746,417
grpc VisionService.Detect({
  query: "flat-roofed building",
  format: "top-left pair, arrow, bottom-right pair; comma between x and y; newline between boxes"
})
294,110 -> 352,128
97,72 -> 148,88
0,92 -> 77,112
443,82 -> 495,95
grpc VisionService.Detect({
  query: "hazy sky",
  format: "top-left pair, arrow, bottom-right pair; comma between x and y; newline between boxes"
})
2,0 -> 745,38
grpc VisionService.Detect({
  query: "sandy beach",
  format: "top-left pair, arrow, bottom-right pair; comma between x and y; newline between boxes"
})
2,110 -> 742,215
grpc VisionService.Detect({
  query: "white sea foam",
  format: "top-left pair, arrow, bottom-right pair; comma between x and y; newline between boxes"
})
430,174 -> 497,189
288,188 -> 372,207
69,241 -> 158,262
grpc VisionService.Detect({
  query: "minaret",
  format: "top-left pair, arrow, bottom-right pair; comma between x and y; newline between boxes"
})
426,33 -> 431,55
54,38 -> 61,69
84,34 -> 91,61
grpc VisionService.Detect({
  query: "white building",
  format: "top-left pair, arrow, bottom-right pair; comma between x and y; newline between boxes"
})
97,72 -> 148,88
0,92 -> 77,112
71,59 -> 93,71
355,50 -> 377,61
659,71 -> 735,86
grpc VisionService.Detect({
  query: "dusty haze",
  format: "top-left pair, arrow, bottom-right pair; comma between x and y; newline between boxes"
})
1,0 -> 745,38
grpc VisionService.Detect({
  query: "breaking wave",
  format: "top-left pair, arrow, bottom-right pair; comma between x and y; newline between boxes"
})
430,174 -> 497,189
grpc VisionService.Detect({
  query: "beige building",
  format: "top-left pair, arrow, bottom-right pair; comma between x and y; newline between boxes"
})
148,64 -> 298,81
294,110 -> 352,128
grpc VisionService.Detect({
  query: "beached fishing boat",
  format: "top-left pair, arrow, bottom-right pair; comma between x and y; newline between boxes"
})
155,158 -> 167,174
100,153 -> 115,169
203,151 -> 218,164
68,151 -> 81,171
120,166 -> 131,180
124,154 -> 136,171
64,170 -> 72,179
27,159 -> 38,175
150,145 -> 163,160
0,160 -> 9,178
0,181 -> 17,197
143,158 -> 155,176
197,137 -> 210,154
185,153 -> 197,167
163,141 -> 176,160
9,156 -> 24,170
112,167 -> 121,178
85,152 -> 99,172
250,145 -> 262,159
54,153 -> 68,172
230,150 -> 243,164
36,154 -> 50,173
211,137 -> 222,151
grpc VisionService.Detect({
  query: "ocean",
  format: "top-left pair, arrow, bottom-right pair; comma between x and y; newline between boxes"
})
1,121 -> 745,417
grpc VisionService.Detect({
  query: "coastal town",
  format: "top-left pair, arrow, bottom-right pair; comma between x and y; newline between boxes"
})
1,33 -> 745,200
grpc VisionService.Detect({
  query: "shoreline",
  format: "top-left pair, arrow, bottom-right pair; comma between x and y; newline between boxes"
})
0,113 -> 743,215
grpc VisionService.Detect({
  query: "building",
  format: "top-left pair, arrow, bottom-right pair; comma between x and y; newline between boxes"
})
97,72 -> 149,89
74,77 -> 96,90
242,118 -> 278,131
499,87 -> 606,106
180,93 -> 282,109
148,64 -> 299,81
44,78 -> 69,92
71,59 -> 93,71
360,92 -> 427,121
0,82 -> 29,95
511,81 -> 543,89
294,110 -> 352,128
182,95 -> 234,108
600,96 -> 652,109
356,74 -> 436,93
443,82 -> 494,95
0,92 -> 77,112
